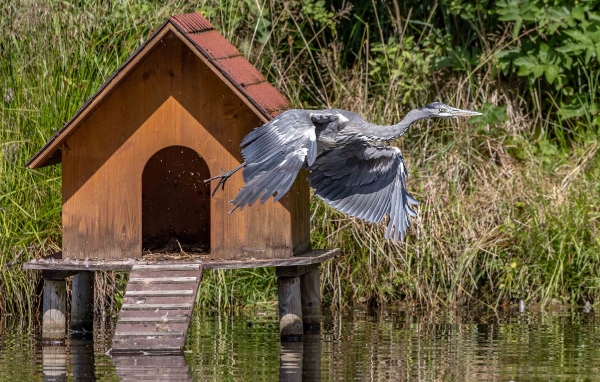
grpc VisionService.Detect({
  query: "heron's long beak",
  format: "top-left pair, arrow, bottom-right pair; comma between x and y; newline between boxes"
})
449,107 -> 483,117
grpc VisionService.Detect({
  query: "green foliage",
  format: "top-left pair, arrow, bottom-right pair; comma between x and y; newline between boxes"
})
438,0 -> 600,136
2,0 -> 600,315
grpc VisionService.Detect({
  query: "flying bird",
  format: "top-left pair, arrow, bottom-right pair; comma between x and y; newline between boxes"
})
206,102 -> 482,241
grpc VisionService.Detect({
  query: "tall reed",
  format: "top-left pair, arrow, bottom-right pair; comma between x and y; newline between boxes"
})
1,0 -> 599,315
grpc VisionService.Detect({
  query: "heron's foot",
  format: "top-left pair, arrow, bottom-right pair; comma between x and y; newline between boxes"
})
205,168 -> 235,197
227,199 -> 240,215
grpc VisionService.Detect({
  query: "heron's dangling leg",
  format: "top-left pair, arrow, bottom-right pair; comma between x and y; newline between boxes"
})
204,162 -> 246,197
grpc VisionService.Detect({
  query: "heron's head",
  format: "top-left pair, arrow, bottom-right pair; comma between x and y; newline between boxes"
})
419,102 -> 482,119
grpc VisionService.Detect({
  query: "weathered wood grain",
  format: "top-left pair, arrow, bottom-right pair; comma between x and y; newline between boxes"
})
132,264 -> 201,271
71,271 -> 94,332
128,277 -> 197,284
300,268 -> 321,331
121,303 -> 192,310
277,276 -> 303,341
23,248 -> 339,271
276,263 -> 319,277
125,290 -> 193,297
112,264 -> 202,353
42,279 -> 66,341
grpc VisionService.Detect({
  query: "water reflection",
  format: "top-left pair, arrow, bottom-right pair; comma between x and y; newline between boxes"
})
71,339 -> 95,381
42,345 -> 66,382
43,339 -> 96,382
112,354 -> 192,381
1,309 -> 600,380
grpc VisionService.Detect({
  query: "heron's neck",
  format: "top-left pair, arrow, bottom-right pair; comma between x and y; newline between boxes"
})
369,109 -> 424,141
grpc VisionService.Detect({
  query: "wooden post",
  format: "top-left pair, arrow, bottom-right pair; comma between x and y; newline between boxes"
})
300,268 -> 321,332
71,271 -> 94,333
277,276 -> 303,341
42,279 -> 67,341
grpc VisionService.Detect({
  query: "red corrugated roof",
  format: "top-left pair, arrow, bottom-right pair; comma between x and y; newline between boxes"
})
26,12 -> 290,168
170,13 -> 214,33
243,82 -> 290,115
169,12 -> 289,118
187,31 -> 240,60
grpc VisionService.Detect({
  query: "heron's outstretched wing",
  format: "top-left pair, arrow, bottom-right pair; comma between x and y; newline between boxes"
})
232,110 -> 340,208
308,142 -> 419,241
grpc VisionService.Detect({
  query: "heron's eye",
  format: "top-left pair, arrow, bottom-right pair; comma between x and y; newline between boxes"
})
439,108 -> 446,113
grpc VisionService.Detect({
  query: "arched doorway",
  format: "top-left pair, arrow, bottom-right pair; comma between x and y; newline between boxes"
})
142,146 -> 211,254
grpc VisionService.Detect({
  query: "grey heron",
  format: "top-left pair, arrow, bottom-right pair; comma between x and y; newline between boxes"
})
206,102 -> 482,241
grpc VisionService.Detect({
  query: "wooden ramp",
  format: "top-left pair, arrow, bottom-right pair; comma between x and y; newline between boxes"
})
111,263 -> 203,354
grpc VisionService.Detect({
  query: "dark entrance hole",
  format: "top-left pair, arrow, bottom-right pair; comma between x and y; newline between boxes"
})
142,146 -> 210,254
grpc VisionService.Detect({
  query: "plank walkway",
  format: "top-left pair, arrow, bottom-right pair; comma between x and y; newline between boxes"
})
111,263 -> 203,354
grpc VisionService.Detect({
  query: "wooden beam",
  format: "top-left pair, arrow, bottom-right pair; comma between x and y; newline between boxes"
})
277,276 -> 303,342
42,269 -> 79,280
276,263 -> 318,278
300,269 -> 321,332
132,264 -> 201,271
125,290 -> 194,297
23,249 -> 339,272
71,272 -> 94,333
128,277 -> 197,284
42,279 -> 67,341
121,303 -> 192,310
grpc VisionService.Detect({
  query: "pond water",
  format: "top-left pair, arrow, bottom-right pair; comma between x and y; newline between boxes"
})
0,308 -> 599,381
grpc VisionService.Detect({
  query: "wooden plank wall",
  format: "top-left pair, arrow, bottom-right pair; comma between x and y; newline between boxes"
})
61,31 -> 310,260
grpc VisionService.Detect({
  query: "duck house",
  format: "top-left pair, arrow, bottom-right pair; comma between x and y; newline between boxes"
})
24,12 -> 337,353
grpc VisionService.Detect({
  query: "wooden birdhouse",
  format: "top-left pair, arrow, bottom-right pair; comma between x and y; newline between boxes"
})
26,13 -> 312,262
24,12 -> 337,354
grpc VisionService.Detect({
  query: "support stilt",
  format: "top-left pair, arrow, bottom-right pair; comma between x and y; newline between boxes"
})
71,272 -> 95,333
300,268 -> 321,332
277,276 -> 303,341
42,279 -> 67,341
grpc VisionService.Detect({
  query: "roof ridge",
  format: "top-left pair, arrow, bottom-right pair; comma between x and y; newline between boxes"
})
26,11 -> 289,169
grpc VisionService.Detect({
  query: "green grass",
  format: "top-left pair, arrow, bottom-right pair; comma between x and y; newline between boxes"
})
1,0 -> 600,316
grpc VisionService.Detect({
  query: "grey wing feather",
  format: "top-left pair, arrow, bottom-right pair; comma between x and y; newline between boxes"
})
308,142 -> 419,241
232,110 -> 325,209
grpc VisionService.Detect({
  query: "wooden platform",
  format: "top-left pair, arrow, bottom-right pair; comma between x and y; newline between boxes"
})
23,249 -> 339,272
111,263 -> 203,354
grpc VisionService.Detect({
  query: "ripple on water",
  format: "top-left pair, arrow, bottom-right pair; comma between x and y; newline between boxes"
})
0,310 -> 599,381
